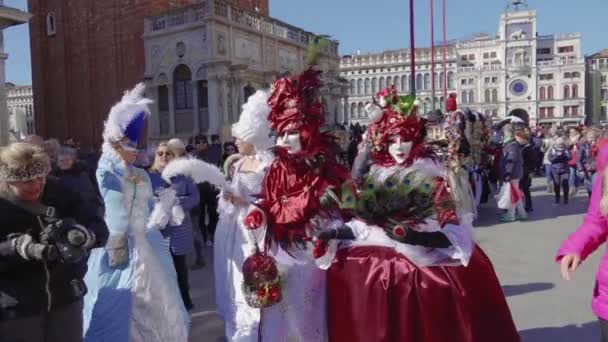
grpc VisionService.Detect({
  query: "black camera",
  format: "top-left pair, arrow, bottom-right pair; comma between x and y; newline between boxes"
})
40,218 -> 89,264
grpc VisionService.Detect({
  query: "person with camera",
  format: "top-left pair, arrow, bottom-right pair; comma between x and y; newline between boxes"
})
0,142 -> 108,342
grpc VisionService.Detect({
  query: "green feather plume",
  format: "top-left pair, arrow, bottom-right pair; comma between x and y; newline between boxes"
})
306,35 -> 331,66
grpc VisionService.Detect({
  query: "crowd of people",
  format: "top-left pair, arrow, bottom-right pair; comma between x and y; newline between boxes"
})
4,64 -> 608,342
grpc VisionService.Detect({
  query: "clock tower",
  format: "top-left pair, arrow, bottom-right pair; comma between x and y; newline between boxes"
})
498,3 -> 537,124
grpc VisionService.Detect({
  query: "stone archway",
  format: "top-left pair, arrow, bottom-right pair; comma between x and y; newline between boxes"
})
508,108 -> 529,125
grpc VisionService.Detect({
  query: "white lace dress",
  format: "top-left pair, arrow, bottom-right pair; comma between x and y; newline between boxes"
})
214,155 -> 271,342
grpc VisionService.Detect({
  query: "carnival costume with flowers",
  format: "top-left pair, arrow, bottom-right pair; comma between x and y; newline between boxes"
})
82,84 -> 189,342
242,67 -> 350,341
325,90 -> 519,342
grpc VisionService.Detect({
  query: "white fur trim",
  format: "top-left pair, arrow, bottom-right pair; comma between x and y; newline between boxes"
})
102,83 -> 153,143
162,158 -> 229,191
148,188 -> 180,230
231,90 -> 273,150
368,158 -> 447,184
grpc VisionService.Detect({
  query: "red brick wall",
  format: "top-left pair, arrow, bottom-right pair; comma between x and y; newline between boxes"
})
29,0 -> 268,148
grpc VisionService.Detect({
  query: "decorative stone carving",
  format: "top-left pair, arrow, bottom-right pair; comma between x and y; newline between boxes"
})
216,32 -> 227,56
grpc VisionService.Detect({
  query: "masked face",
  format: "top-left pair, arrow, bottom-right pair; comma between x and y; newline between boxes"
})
277,130 -> 302,154
388,135 -> 413,165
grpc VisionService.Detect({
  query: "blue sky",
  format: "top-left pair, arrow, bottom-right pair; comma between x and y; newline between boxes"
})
4,0 -> 607,85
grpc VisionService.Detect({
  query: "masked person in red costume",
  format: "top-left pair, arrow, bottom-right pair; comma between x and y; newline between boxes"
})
322,89 -> 519,342
242,65 -> 351,341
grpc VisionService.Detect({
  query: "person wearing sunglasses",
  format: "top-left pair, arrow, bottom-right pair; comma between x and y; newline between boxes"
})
147,140 -> 199,311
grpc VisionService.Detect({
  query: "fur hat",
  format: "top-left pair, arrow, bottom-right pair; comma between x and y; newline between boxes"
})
102,83 -> 153,144
0,143 -> 51,183
232,90 -> 272,151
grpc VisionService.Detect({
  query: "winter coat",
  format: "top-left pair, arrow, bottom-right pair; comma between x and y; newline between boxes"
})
557,146 -> 608,320
500,139 -> 523,181
548,148 -> 572,176
543,137 -> 556,165
578,142 -> 598,174
0,179 -> 108,320
520,143 -> 536,176
148,171 -> 199,256
51,163 -> 104,217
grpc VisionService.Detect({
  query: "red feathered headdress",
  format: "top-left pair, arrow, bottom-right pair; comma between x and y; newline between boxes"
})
367,96 -> 432,166
267,68 -> 324,151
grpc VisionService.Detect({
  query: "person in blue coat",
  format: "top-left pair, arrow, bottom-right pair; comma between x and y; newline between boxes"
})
82,83 -> 189,342
147,139 -> 199,310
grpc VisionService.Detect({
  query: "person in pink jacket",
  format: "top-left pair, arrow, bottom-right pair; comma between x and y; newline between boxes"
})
557,141 -> 608,341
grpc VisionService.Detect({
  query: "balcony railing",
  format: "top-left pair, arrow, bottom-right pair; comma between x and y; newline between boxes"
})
146,0 -> 338,56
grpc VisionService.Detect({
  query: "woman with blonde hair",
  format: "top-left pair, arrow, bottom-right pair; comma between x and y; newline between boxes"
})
147,139 -> 199,310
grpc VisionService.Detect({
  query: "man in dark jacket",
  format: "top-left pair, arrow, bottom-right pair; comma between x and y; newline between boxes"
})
499,125 -> 526,222
0,142 -> 108,342
516,131 -> 535,212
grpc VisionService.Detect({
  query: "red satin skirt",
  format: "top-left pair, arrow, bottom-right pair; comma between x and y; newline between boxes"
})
327,245 -> 520,342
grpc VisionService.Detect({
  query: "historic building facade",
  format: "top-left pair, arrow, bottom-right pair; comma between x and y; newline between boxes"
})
586,49 -> 608,123
341,5 -> 585,127
143,1 -> 346,142
6,83 -> 35,139
0,1 -> 28,145
28,0 -> 268,148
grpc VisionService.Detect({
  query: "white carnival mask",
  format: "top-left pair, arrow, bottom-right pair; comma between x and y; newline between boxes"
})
277,131 -> 302,154
388,136 -> 413,165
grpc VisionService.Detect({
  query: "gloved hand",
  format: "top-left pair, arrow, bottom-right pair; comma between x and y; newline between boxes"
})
244,208 -> 265,230
66,224 -> 96,249
9,234 -> 58,262
105,234 -> 129,268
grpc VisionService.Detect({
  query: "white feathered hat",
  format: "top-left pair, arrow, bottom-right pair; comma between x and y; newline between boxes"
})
231,90 -> 272,150
102,83 -> 153,144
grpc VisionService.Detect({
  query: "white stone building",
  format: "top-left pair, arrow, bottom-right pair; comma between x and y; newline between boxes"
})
586,49 -> 608,123
341,3 -> 585,127
0,1 -> 28,145
6,83 -> 34,139
143,1 -> 347,143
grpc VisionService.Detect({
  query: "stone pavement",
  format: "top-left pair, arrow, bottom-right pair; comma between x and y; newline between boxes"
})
187,177 -> 602,341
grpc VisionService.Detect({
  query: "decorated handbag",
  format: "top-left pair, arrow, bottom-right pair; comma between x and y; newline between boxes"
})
241,243 -> 282,308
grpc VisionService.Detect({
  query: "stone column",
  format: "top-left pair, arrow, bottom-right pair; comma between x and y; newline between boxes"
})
168,83 -> 176,136
342,96 -> 349,124
207,76 -> 220,134
147,84 -> 160,139
191,80 -> 200,134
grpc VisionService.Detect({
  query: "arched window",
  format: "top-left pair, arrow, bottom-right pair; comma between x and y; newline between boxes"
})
394,76 -> 401,91
387,76 -> 393,87
492,89 -> 498,103
401,75 -> 408,92
484,89 -> 491,103
358,103 -> 364,118
372,78 -> 378,94
379,77 -> 386,89
461,90 -> 468,104
357,79 -> 363,95
572,72 -> 581,78
364,78 -> 371,95
350,103 -> 357,120
423,98 -> 430,113
439,97 -> 445,111
447,71 -> 455,89
438,72 -> 444,89
350,80 -> 356,95
47,13 -> 56,36
572,84 -> 579,98
424,73 -> 431,90
548,86 -> 554,100
539,87 -> 546,100
468,90 -> 475,104
173,64 -> 193,110
416,74 -> 423,90
564,85 -> 570,99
